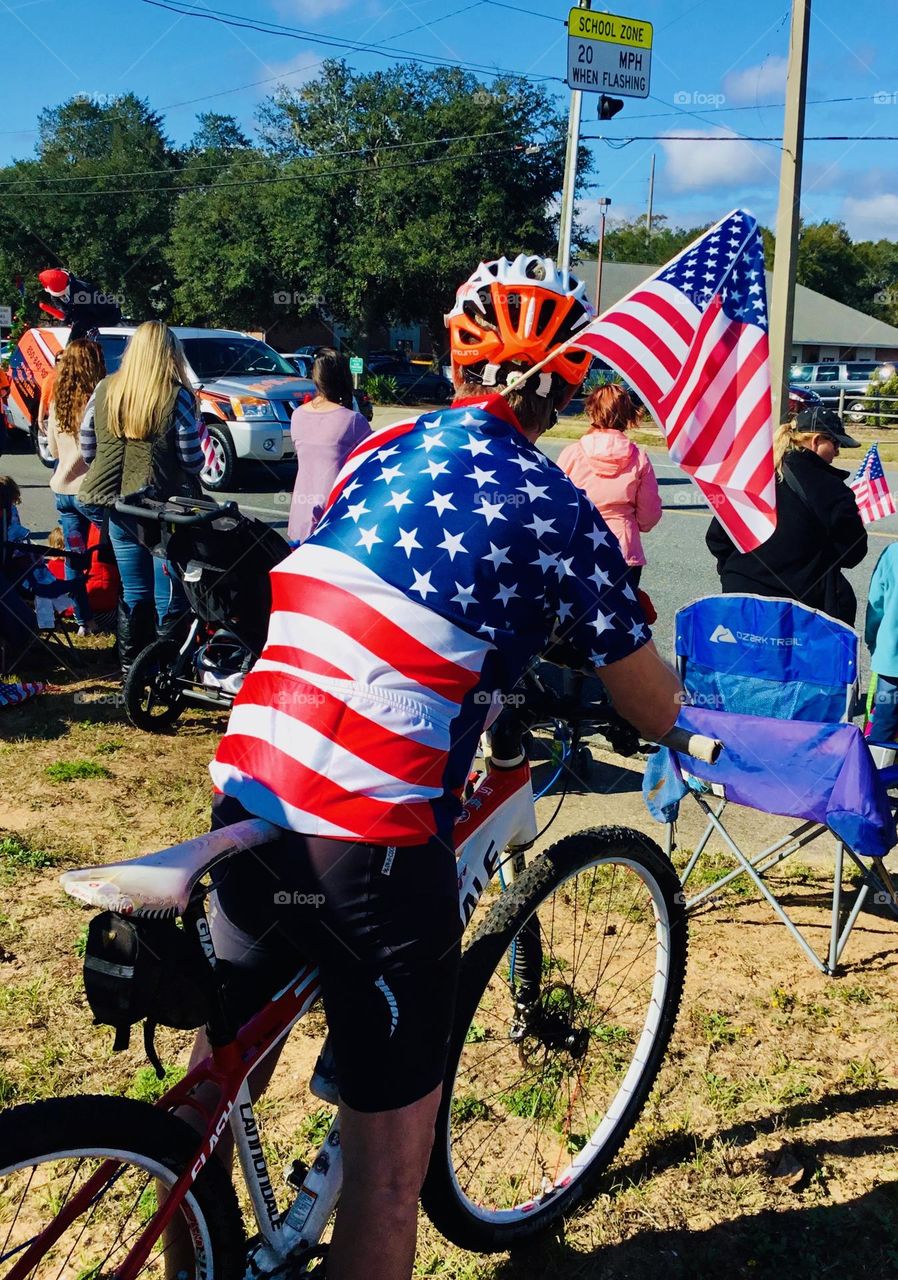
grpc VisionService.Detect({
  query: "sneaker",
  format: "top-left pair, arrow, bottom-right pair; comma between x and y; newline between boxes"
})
77,621 -> 100,637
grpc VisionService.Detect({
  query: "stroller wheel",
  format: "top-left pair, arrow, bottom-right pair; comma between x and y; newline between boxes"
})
124,639 -> 186,732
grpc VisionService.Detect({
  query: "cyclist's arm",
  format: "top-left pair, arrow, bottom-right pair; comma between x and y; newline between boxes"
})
597,640 -> 681,743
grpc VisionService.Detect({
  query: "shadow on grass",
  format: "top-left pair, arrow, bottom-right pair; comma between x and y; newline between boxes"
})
487,1181 -> 898,1278
484,1089 -> 898,1278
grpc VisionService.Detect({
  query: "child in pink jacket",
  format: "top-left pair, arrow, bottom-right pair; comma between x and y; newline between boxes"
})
557,383 -> 662,589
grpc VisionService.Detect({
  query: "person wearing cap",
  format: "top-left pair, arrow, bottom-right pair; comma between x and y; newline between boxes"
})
706,406 -> 867,625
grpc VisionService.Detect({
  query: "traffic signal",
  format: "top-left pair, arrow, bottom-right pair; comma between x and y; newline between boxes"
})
599,95 -> 624,120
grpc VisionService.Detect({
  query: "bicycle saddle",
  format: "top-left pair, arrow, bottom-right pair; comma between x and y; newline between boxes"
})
59,818 -> 279,917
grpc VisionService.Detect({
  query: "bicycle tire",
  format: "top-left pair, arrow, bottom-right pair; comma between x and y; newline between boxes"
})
124,639 -> 186,732
0,1094 -> 245,1280
422,826 -> 687,1252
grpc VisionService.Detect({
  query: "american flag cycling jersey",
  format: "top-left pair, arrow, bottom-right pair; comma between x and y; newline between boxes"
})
210,394 -> 650,845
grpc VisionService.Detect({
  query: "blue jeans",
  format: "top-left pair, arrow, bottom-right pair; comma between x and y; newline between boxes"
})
870,673 -> 898,745
53,492 -> 93,626
107,512 -> 188,628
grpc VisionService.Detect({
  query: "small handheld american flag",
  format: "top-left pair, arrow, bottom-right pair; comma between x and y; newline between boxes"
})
570,208 -> 776,553
850,443 -> 896,524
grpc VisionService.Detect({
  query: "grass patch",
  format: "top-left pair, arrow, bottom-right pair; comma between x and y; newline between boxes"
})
46,759 -> 112,783
127,1064 -> 186,1103
0,835 -> 56,871
694,1008 -> 740,1048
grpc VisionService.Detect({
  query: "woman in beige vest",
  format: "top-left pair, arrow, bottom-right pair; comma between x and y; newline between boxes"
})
79,322 -> 205,676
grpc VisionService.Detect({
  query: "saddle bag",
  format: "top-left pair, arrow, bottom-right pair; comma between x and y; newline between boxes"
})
83,911 -> 212,1074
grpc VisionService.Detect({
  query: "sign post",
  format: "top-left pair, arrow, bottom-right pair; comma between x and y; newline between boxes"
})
558,7 -> 653,277
349,354 -> 364,391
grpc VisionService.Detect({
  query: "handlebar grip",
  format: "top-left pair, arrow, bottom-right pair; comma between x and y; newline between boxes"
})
657,727 -> 723,765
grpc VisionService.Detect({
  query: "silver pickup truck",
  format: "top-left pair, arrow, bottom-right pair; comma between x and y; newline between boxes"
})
8,325 -> 327,491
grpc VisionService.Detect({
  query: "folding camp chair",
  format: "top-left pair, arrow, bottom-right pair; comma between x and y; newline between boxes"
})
647,594 -> 898,975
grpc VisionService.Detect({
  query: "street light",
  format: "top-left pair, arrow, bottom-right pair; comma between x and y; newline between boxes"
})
595,197 -> 611,310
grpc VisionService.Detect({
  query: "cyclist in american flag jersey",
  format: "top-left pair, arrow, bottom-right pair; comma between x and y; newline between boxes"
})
199,256 -> 684,1280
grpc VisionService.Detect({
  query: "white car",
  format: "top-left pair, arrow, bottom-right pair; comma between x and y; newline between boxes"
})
7,325 -> 318,490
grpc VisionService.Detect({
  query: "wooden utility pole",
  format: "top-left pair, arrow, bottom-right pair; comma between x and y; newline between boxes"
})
768,0 -> 812,424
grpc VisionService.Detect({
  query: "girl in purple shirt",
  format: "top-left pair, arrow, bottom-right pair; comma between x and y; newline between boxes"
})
288,348 -> 371,543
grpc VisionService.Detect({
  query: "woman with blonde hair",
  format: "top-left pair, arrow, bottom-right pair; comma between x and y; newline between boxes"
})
79,321 -> 205,675
46,338 -> 106,634
557,381 -> 661,591
706,406 -> 867,624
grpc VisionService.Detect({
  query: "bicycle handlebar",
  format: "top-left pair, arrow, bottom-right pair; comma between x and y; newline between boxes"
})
656,727 -> 722,765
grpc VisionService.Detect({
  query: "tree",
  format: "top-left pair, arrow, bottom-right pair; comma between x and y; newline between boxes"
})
795,221 -> 866,310
256,60 -> 582,350
853,238 -> 898,325
577,214 -> 710,266
188,112 -> 251,155
0,94 -> 179,320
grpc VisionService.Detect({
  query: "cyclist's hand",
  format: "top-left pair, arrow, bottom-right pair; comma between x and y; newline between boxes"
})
595,641 -> 682,744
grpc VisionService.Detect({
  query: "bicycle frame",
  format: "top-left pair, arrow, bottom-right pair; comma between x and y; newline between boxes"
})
30,758 -> 540,1280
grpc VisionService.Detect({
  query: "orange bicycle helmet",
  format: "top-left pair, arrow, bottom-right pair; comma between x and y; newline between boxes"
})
445,254 -> 595,396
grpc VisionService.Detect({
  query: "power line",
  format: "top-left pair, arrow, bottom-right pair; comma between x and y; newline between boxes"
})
0,141 -> 532,199
135,0 -> 564,84
585,133 -> 898,142
611,93 -> 889,122
0,128 -> 523,187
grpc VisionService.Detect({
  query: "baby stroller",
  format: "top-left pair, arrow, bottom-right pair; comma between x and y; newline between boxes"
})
115,493 -> 290,731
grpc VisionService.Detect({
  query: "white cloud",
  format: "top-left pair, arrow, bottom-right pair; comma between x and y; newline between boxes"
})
660,128 -> 773,193
266,50 -> 323,88
723,56 -> 788,105
841,193 -> 898,240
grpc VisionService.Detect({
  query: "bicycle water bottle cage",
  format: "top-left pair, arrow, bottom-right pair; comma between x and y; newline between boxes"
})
83,911 -> 211,1075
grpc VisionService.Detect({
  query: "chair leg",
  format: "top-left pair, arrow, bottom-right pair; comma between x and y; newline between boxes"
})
829,842 -> 845,975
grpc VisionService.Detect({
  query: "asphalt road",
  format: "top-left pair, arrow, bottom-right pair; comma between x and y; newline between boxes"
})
5,418 -> 896,686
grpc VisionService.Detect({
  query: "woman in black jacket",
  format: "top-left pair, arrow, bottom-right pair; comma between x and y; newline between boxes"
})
706,407 -> 868,625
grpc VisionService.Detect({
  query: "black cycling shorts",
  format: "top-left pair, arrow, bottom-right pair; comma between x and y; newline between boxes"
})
209,794 -> 462,1113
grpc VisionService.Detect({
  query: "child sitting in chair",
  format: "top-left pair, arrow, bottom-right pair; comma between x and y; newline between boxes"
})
865,542 -> 898,743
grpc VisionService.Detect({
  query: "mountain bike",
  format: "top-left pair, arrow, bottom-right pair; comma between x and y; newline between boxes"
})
0,683 -> 719,1279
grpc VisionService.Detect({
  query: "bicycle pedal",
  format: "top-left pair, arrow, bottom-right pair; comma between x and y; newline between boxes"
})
285,1159 -> 309,1191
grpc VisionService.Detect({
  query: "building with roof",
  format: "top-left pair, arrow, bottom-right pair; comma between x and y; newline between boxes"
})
573,260 -> 898,363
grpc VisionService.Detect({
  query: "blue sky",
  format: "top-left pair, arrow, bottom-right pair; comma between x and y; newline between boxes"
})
3,0 -> 897,242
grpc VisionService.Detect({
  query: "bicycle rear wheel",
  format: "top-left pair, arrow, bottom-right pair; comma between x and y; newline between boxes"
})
422,827 -> 687,1252
0,1095 -> 245,1280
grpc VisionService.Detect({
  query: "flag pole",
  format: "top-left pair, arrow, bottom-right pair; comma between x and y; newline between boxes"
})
503,208 -> 752,398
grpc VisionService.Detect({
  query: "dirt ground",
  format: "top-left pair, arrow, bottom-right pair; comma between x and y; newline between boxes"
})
1,649 -> 897,1278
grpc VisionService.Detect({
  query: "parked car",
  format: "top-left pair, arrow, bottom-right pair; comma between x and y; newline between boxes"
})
6,325 -> 325,490
280,348 -> 317,378
366,352 -> 452,404
789,361 -> 895,420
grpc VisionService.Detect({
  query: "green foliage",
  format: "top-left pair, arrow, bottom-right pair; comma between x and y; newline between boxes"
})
0,835 -> 56,870
865,372 -> 898,427
127,1063 -> 187,1103
365,373 -> 399,403
579,213 -> 705,266
582,368 -> 624,396
46,759 -> 112,783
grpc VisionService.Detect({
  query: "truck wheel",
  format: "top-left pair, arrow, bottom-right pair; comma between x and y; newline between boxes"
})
30,420 -> 55,468
201,423 -> 238,491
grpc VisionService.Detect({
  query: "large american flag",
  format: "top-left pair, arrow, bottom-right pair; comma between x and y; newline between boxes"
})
850,443 -> 895,524
210,397 -> 647,845
571,209 -> 776,553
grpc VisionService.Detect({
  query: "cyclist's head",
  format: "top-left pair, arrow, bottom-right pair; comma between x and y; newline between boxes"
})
445,254 -> 594,436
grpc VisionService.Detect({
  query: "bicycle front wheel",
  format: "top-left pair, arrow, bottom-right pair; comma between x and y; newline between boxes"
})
423,827 -> 687,1252
0,1095 -> 245,1280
